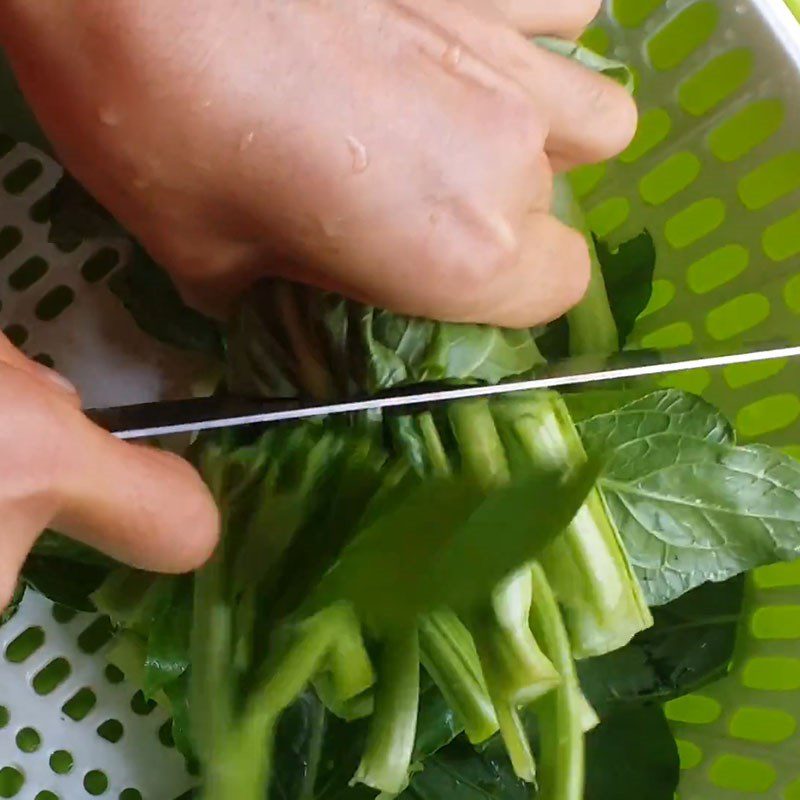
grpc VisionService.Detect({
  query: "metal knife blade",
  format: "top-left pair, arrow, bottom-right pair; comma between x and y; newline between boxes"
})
86,341 -> 800,440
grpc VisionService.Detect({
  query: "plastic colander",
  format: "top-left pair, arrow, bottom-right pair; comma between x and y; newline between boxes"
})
2,1 -> 800,797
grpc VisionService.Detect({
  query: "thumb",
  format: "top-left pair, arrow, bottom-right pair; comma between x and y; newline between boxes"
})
50,409 -> 220,574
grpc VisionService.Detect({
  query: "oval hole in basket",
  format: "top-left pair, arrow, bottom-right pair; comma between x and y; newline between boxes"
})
83,770 -> 109,796
709,754 -> 776,793
34,792 -> 58,800
130,690 -> 157,716
723,357 -> 786,389
736,394 -> 800,439
679,49 -> 754,117
78,617 -> 115,654
29,191 -> 54,225
708,99 -> 785,162
62,687 -> 97,722
120,791 -> 143,800
639,152 -> 701,205
751,605 -> 800,640
15,727 -> 41,754
611,0 -> 665,28
81,248 -> 120,284
729,706 -> 796,744
742,656 -> 800,690
8,257 -> 48,291
764,208 -> 800,262
104,663 -> 125,684
675,738 -> 703,770
739,151 -> 800,210
581,26 -> 611,56
3,159 -> 43,195
0,226 -> 22,260
0,767 -> 25,798
620,108 -> 672,164
32,657 -> 71,696
48,750 -> 73,776
3,325 -> 28,348
647,2 -> 719,71
97,719 -> 124,744
5,626 -> 45,663
686,244 -> 749,294
35,286 -> 75,322
705,293 -> 770,341
664,198 -> 725,249
158,720 -> 175,749
665,694 -> 721,725
51,604 -> 77,625
0,707 -> 8,729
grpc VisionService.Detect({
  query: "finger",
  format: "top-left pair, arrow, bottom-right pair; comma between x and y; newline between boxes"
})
0,334 -> 81,405
534,46 -> 638,168
49,413 -> 220,573
0,512 -> 43,609
379,211 -> 590,329
463,211 -> 591,327
481,0 -> 603,36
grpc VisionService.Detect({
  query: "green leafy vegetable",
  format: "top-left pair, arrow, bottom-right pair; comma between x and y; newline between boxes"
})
110,245 -> 225,358
580,390 -> 800,605
579,577 -> 745,717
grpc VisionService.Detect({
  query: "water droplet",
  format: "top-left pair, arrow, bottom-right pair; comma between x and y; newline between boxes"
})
346,136 -> 369,174
442,44 -> 462,71
239,131 -> 256,152
98,106 -> 121,127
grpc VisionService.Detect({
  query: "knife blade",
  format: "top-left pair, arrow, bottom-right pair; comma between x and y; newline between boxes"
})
86,342 -> 800,440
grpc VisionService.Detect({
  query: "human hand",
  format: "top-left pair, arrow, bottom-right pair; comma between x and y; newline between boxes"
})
2,0 -> 635,328
0,336 -> 219,609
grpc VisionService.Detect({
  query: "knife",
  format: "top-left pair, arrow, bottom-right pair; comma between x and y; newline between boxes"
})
86,342 -> 800,440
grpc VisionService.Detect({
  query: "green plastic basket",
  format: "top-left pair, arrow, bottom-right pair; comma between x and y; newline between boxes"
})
1,1 -> 800,797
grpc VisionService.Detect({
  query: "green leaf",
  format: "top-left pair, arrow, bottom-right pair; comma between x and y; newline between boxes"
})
580,390 -> 800,605
312,464 -> 598,630
402,736 -> 528,800
579,576 -> 745,716
536,38 -> 634,91
594,233 -> 657,350
583,706 -> 679,800
144,577 -> 194,698
109,245 -> 224,358
22,554 -> 111,612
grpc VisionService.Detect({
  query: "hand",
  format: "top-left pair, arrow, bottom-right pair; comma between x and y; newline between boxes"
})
0,336 -> 219,609
2,0 -> 635,328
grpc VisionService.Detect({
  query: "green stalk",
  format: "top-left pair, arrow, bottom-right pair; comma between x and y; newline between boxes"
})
449,399 -> 559,781
419,610 -> 498,744
552,176 -> 618,357
191,446 -> 236,769
494,393 -> 652,658
202,605 -> 349,800
530,562 -> 597,800
413,412 -> 499,744
354,626 -> 421,795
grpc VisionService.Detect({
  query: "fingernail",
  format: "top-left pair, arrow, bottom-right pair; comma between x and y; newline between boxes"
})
33,363 -> 79,396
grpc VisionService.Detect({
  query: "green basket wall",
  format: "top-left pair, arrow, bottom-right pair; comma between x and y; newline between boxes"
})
2,0 -> 800,797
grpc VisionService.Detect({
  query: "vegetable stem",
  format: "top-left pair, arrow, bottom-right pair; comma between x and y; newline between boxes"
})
552,176 -> 618,357
530,562 -> 597,800
419,610 -> 498,744
494,393 -> 653,657
354,626 -> 421,795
